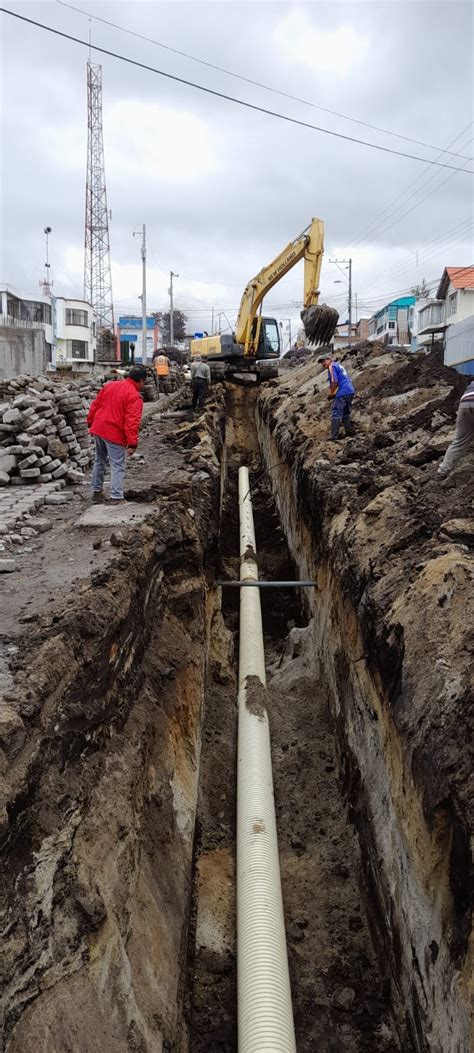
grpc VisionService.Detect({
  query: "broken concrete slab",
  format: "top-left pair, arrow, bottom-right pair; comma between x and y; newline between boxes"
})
77,503 -> 155,528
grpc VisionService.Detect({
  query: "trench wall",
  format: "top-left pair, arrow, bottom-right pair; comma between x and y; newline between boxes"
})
256,369 -> 472,1053
1,400 -> 225,1052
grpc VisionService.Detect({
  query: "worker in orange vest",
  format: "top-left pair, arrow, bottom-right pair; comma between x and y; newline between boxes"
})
153,351 -> 171,393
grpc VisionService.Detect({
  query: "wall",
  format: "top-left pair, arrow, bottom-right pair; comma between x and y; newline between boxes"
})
444,313 -> 474,375
0,325 -> 48,379
448,287 -> 474,325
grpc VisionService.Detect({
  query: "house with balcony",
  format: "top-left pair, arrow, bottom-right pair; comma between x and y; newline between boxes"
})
0,285 -> 96,374
367,295 -> 415,347
417,267 -> 474,374
55,298 -> 96,369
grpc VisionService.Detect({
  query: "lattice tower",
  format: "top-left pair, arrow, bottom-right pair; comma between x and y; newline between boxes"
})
84,61 -> 114,362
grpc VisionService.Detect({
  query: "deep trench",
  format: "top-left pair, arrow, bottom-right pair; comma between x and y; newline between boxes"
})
4,385 -> 459,1052
183,387 -> 402,1052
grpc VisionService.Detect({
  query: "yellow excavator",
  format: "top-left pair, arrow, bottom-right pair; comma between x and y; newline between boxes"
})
190,218 -> 338,380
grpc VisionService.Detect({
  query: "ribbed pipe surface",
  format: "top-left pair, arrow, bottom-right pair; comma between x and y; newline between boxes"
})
237,466 -> 296,1052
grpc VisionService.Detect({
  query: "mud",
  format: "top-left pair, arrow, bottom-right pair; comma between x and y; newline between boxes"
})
257,345 -> 473,1051
1,349 -> 472,1052
243,675 -> 267,720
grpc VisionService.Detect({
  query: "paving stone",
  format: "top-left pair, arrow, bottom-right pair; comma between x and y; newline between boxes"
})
0,472 -> 10,486
38,474 -> 53,483
52,464 -> 68,478
20,468 -> 41,479
26,419 -> 46,434
0,559 -> 16,572
2,408 -> 21,425
18,454 -> 38,470
0,456 -> 16,474
44,493 -> 69,505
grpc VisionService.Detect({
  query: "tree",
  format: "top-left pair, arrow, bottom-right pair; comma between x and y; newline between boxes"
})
410,278 -> 431,300
152,309 -> 187,344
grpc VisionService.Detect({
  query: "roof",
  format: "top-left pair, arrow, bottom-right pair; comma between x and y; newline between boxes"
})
371,295 -> 415,322
437,267 -> 474,300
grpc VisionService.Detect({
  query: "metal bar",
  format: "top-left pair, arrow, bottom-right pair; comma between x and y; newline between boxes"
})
217,580 -> 316,588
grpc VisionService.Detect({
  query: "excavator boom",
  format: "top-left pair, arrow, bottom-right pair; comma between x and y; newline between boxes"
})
190,217 -> 338,376
235,217 -> 338,354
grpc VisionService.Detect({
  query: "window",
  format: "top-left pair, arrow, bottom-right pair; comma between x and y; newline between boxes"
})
388,321 -> 396,329
262,320 -> 280,355
66,308 -> 88,327
20,300 -> 51,324
66,339 -> 88,359
447,291 -> 458,317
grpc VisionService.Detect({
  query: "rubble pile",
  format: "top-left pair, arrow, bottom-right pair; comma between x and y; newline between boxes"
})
0,375 -> 97,487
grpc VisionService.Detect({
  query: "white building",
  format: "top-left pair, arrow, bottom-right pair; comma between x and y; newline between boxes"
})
0,286 -> 96,371
417,267 -> 474,374
55,297 -> 96,369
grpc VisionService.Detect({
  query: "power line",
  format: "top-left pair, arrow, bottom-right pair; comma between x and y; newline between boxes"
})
55,0 -> 473,163
2,7 -> 473,174
344,124 -> 473,251
356,217 -> 474,293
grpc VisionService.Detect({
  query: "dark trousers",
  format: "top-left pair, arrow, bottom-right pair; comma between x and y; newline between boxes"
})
192,378 -> 208,410
331,394 -> 354,438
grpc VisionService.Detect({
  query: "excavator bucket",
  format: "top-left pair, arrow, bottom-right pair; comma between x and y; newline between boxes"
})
301,304 -> 339,347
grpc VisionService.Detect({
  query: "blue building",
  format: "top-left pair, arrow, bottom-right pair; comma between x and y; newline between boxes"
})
367,295 -> 415,347
116,316 -> 160,364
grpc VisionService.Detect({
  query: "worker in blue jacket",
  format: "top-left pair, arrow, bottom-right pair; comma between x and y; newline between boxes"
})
319,354 -> 355,440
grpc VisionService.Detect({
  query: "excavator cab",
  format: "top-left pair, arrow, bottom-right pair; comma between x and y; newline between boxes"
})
252,316 -> 281,359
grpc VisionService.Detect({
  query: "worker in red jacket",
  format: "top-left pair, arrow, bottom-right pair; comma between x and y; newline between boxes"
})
87,366 -> 147,503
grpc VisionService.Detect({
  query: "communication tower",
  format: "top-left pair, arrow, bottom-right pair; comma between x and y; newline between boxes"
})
84,60 -> 114,362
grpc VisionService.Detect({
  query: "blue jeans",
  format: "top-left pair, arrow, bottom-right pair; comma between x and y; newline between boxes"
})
91,436 -> 126,499
331,394 -> 354,435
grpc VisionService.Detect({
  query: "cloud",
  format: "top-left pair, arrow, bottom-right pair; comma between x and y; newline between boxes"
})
105,98 -> 218,183
273,9 -> 369,77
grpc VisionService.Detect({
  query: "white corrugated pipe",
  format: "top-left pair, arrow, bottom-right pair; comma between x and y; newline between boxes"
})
237,465 -> 296,1052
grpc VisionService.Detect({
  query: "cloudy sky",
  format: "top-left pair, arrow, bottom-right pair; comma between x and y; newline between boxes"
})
1,0 -> 473,344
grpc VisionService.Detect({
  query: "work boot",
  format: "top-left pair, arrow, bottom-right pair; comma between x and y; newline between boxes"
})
92,491 -> 104,503
330,419 -> 341,441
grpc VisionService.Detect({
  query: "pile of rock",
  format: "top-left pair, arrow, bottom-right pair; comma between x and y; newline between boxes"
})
0,376 -> 95,488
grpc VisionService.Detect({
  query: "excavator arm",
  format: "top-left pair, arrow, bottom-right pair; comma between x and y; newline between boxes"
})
235,217 -> 338,356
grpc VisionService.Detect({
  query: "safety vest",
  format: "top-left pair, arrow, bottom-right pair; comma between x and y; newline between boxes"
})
154,354 -> 170,376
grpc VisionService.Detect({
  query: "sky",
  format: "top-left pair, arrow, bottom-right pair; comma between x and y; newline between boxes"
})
1,0 -> 473,346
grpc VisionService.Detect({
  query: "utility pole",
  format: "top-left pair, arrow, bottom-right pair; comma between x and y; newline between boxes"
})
348,258 -> 352,349
141,224 -> 146,366
133,224 -> 147,365
169,270 -> 179,346
329,257 -> 353,349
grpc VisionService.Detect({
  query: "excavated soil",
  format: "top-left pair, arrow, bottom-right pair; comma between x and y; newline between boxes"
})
1,349 -> 472,1053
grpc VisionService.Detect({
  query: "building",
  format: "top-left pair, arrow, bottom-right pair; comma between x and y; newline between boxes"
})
116,316 -> 161,365
333,317 -> 370,349
0,285 -> 96,373
368,295 -> 415,347
55,298 -> 96,369
333,320 -> 358,349
415,267 -> 474,373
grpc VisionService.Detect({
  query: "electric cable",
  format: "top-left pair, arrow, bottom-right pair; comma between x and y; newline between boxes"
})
1,7 -> 473,173
54,0 -> 473,162
344,123 -> 473,249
